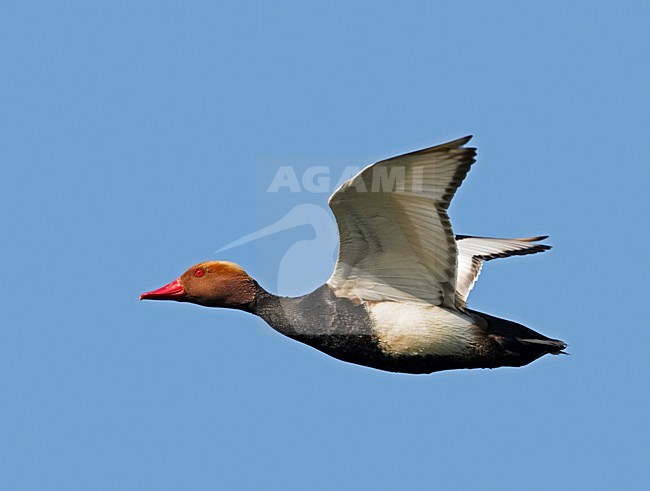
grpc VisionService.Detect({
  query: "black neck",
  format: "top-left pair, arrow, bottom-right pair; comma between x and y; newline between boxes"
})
247,282 -> 302,337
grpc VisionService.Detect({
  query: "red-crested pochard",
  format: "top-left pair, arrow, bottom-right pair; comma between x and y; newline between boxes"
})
141,136 -> 566,374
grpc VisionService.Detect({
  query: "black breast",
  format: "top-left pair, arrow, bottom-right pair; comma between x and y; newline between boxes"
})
252,284 -> 389,368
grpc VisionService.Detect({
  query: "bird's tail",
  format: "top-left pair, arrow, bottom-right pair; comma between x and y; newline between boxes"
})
518,337 -> 568,355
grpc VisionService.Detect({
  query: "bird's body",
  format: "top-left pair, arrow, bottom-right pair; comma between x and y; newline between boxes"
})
141,136 -> 566,374
250,282 -> 563,374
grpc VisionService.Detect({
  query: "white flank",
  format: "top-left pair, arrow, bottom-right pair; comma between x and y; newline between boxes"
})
367,302 -> 478,357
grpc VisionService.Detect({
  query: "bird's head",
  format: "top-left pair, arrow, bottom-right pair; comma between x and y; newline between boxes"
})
140,261 -> 257,310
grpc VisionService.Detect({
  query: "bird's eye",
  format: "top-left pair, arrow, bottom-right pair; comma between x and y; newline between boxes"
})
194,268 -> 205,278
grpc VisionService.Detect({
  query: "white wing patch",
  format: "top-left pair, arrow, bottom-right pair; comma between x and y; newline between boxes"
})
455,236 -> 551,306
327,136 -> 476,307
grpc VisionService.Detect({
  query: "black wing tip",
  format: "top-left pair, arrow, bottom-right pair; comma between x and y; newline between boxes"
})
405,134 -> 475,157
524,235 -> 549,242
454,235 -> 552,260
482,243 -> 551,260
456,234 -> 551,242
444,134 -> 473,147
440,134 -> 474,149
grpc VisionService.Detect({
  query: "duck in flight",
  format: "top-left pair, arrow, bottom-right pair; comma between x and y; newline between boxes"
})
141,136 -> 566,374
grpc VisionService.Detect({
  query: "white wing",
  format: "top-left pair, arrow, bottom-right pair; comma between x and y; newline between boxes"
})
455,236 -> 551,306
327,136 -> 476,307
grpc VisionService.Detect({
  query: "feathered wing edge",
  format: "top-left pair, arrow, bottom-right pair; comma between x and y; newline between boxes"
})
455,235 -> 551,306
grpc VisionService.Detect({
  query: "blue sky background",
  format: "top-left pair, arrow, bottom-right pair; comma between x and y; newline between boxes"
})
2,1 -> 649,489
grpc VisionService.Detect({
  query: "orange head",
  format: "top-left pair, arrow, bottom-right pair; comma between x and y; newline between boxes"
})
140,261 -> 257,310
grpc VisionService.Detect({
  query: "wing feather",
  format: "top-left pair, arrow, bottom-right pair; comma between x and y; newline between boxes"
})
327,136 -> 476,307
455,236 -> 551,306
